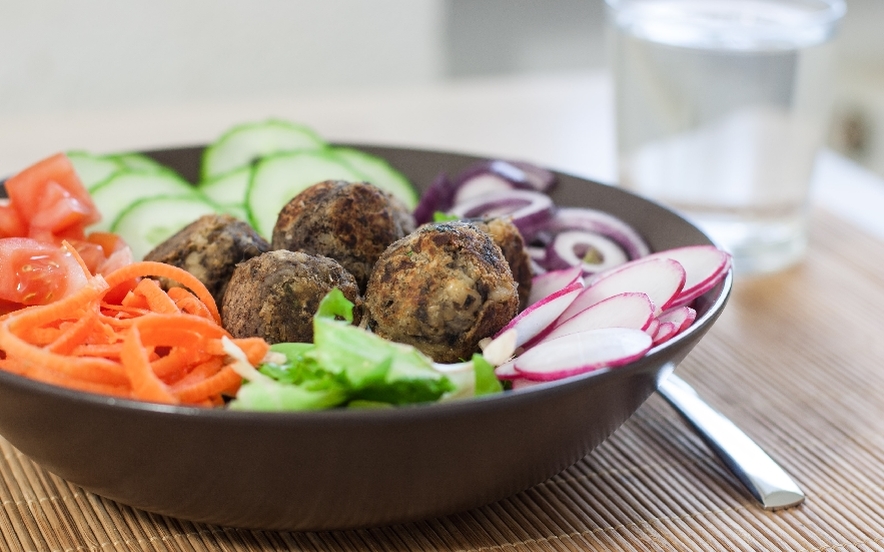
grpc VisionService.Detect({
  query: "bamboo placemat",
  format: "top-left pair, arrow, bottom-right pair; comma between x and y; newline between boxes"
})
2,209 -> 884,551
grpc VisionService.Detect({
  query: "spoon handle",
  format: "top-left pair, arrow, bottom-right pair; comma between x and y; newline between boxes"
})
657,374 -> 805,510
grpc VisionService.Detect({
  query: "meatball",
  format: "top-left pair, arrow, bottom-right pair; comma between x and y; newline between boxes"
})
364,221 -> 519,363
221,250 -> 362,344
469,217 -> 533,309
143,213 -> 270,305
272,180 -> 415,291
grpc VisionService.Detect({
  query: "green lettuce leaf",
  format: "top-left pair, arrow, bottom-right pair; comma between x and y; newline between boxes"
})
230,289 -> 508,411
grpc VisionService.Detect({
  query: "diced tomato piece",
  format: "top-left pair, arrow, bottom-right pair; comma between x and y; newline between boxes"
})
86,231 -> 128,257
68,233 -> 134,277
0,201 -> 27,238
3,153 -> 100,240
0,237 -> 89,310
70,240 -> 107,275
0,154 -> 132,313
29,180 -> 98,238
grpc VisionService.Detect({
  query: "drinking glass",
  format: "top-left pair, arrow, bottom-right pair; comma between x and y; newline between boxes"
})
606,0 -> 846,275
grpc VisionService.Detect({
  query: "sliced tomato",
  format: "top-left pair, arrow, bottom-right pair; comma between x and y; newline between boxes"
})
0,238 -> 89,311
3,153 -> 101,240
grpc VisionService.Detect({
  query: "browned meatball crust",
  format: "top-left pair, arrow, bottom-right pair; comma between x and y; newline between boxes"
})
221,250 -> 362,344
143,213 -> 270,305
469,217 -> 533,309
364,221 -> 519,363
271,180 -> 415,291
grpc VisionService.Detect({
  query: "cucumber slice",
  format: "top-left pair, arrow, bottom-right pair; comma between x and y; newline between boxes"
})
112,195 -> 219,260
202,120 -> 326,181
66,151 -> 125,191
199,165 -> 253,208
218,204 -> 250,222
332,147 -> 418,209
89,169 -> 199,233
246,150 -> 364,239
111,152 -> 168,172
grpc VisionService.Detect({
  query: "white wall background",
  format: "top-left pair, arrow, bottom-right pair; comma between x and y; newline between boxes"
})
0,0 -> 446,118
3,0 -> 884,175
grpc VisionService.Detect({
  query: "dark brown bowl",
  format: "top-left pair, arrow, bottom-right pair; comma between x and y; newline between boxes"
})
0,145 -> 731,531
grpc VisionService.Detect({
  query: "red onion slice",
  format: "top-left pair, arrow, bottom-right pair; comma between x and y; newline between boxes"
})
413,171 -> 456,225
544,230 -> 630,276
506,161 -> 557,193
452,173 -> 519,205
452,160 -> 557,201
537,207 -> 650,261
448,190 -> 554,237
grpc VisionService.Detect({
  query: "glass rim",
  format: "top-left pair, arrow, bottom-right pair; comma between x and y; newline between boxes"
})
604,0 -> 847,25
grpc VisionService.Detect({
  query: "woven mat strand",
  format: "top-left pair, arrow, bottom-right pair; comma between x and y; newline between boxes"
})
2,209 -> 884,552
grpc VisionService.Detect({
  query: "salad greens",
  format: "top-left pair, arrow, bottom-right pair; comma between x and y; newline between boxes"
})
228,289 -> 502,411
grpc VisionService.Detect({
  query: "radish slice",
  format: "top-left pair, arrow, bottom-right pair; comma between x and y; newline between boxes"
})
514,328 -> 652,381
494,280 -> 583,348
657,305 -> 697,333
527,266 -> 582,306
534,292 -> 655,345
560,257 -> 686,320
644,317 -> 660,338
510,377 -> 546,390
644,245 -> 731,307
651,305 -> 697,345
652,321 -> 679,345
494,359 -> 520,380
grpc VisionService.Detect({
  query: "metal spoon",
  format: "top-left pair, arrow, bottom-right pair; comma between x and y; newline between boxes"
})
657,373 -> 805,510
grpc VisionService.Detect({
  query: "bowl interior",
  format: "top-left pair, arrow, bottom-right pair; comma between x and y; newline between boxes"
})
0,145 -> 731,531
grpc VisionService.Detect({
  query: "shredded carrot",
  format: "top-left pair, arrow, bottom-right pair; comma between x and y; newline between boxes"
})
0,259 -> 269,407
152,347 -> 214,380
169,357 -> 224,389
69,343 -> 125,359
120,324 -> 178,404
104,261 -> 221,324
167,286 -> 215,320
120,290 -> 150,310
5,277 -> 108,334
173,365 -> 242,403
46,312 -> 100,354
130,278 -> 180,314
